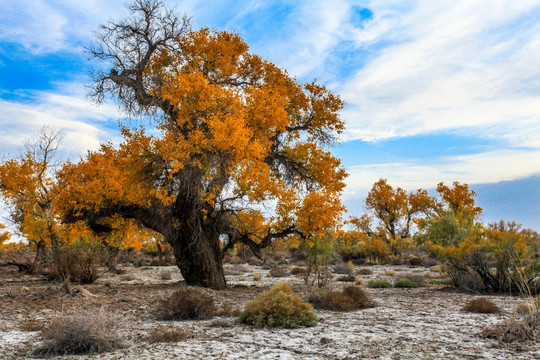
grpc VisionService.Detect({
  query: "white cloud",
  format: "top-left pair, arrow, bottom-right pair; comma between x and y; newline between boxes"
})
339,0 -> 540,147
0,83 -> 122,159
344,148 -> 540,197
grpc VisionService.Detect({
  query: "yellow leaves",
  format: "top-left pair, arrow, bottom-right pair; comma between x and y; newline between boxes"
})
0,223 -> 10,244
437,181 -> 482,218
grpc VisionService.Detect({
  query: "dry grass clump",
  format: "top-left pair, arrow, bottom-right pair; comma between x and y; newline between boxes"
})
240,283 -> 317,328
337,274 -> 356,282
35,309 -> 121,356
385,270 -> 396,276
397,273 -> 426,287
252,272 -> 262,281
19,320 -> 44,332
159,269 -> 172,280
159,287 -> 216,320
483,311 -> 539,343
148,325 -> 190,343
311,286 -> 376,311
291,267 -> 308,276
358,268 -> 373,275
218,301 -> 241,317
268,267 -> 288,278
333,263 -> 353,275
462,298 -> 501,314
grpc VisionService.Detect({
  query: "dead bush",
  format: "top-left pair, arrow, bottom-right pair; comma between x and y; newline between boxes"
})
53,240 -> 104,284
35,309 -> 122,355
311,285 -> 376,311
337,274 -> 356,282
19,321 -> 44,332
240,283 -> 317,328
159,269 -> 172,280
396,273 -> 426,287
218,301 -> 241,317
159,287 -> 216,320
148,325 -> 190,343
291,267 -> 308,276
252,272 -> 262,281
357,268 -> 373,275
333,263 -> 353,275
483,311 -> 539,343
462,298 -> 501,314
268,267 -> 288,278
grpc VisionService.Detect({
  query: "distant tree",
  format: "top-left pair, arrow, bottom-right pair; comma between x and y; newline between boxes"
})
436,181 -> 482,218
362,179 -> 435,242
0,127 -> 64,273
59,0 -> 347,289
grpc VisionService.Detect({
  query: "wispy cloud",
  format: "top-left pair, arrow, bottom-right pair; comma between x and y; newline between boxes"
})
338,1 -> 540,145
0,82 -> 122,159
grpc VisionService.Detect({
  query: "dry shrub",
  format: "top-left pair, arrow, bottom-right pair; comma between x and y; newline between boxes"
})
159,287 -> 216,320
19,321 -> 44,332
462,298 -> 501,314
208,318 -> 234,327
252,272 -> 262,281
333,263 -> 353,275
358,268 -> 373,275
54,241 -> 104,284
224,264 -> 249,276
396,273 -> 426,287
337,274 -> 356,282
218,301 -> 241,317
148,325 -> 190,343
483,312 -> 539,343
408,257 -> 424,266
385,270 -> 396,276
291,267 -> 308,276
312,286 -> 376,311
240,283 -> 317,328
268,267 -> 288,278
159,269 -> 172,280
36,309 -> 121,356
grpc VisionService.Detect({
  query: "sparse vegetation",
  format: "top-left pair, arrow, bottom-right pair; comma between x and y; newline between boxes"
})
148,325 -> 190,343
462,298 -> 501,314
483,311 -> 539,343
394,278 -> 418,288
358,268 -> 373,275
268,267 -> 288,278
311,286 -> 376,311
367,279 -> 392,288
35,309 -> 122,355
239,283 -> 317,328
159,288 -> 216,320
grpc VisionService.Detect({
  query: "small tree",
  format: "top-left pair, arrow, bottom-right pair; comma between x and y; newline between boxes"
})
0,127 -> 64,273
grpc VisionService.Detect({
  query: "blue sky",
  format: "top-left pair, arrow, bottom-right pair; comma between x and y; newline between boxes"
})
1,0 -> 539,230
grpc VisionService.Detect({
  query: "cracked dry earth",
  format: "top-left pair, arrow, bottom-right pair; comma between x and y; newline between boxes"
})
0,263 -> 539,359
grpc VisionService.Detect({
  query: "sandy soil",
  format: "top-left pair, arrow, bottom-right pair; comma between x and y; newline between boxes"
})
0,263 -> 538,359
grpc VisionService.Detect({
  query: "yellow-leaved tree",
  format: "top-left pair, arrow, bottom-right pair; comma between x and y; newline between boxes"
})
58,0 -> 347,289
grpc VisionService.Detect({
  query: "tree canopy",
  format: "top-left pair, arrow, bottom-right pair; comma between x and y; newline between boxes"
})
58,0 -> 347,289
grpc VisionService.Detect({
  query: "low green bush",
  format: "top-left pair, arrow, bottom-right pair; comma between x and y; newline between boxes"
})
367,279 -> 392,288
393,278 -> 418,288
239,283 -> 317,328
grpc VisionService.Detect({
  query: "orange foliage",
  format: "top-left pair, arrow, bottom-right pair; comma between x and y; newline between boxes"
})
59,28 -> 347,254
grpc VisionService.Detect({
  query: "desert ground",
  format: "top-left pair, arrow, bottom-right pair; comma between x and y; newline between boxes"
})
0,260 -> 538,360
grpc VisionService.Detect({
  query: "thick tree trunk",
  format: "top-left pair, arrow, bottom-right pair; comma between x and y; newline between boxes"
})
29,241 -> 46,274
168,229 -> 226,290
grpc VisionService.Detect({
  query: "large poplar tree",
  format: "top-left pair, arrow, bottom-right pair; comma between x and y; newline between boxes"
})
58,0 -> 347,289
